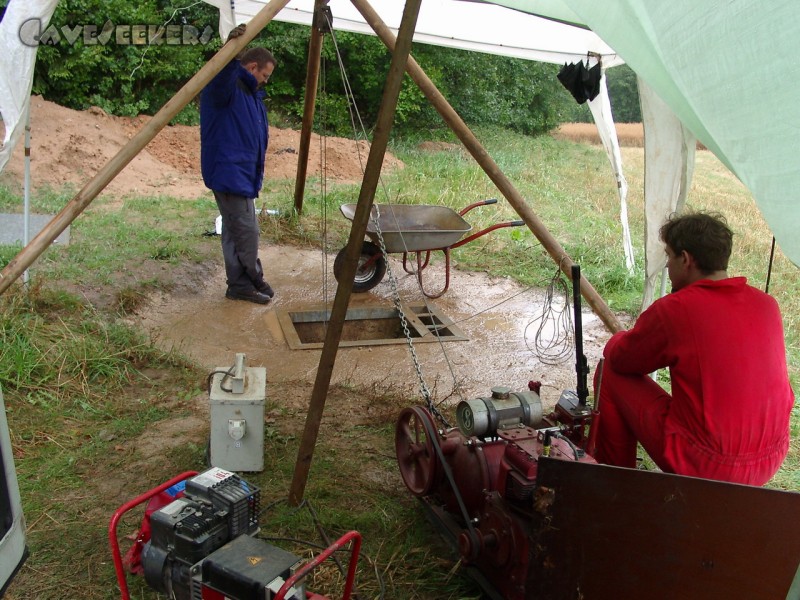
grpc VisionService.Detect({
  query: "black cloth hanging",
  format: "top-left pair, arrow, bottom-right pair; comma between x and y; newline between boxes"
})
557,60 -> 602,104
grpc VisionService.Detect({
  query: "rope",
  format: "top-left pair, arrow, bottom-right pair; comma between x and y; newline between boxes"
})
318,50 -> 331,315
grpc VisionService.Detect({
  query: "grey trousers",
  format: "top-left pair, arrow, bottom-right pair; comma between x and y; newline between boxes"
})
214,191 -> 265,293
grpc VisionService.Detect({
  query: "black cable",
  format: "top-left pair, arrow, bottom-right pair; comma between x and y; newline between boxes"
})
206,366 -> 236,394
765,236 -> 776,294
258,497 -> 386,599
524,267 -> 574,365
553,431 -> 585,460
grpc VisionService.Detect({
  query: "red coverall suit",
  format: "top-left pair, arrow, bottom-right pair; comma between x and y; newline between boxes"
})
592,277 -> 794,485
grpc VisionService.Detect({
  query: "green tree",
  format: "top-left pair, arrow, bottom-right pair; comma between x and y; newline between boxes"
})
606,64 -> 641,123
29,7 -> 581,136
33,0 -> 220,122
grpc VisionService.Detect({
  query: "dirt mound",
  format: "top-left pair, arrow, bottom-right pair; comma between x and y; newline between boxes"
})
1,96 -> 403,200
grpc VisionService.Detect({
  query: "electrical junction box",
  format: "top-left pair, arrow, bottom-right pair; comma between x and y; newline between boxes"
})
209,353 -> 266,472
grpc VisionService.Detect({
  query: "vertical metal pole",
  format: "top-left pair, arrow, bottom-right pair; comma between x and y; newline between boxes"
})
572,264 -> 589,406
22,109 -> 31,285
765,236 -> 776,294
288,0 -> 423,506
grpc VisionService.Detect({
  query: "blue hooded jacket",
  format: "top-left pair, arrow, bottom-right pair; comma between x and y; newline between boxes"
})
200,59 -> 268,198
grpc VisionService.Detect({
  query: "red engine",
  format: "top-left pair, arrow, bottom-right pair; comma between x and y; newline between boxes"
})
395,386 -> 596,600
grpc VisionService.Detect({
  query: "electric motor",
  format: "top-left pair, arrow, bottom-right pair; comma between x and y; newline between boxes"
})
456,386 -> 544,437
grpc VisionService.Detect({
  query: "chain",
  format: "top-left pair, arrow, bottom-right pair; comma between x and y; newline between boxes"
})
369,206 -> 451,429
325,22 -> 450,428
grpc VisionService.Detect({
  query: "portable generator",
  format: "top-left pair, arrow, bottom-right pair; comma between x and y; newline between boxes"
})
109,468 -> 361,600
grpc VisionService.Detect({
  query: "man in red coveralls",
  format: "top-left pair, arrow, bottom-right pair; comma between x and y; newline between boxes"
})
592,211 -> 794,485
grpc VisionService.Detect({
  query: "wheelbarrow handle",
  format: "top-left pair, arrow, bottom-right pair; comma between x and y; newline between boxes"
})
459,197 -> 498,216
450,220 -> 526,249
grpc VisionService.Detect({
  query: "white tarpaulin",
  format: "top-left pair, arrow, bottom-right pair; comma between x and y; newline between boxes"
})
218,0 -> 624,67
493,0 -> 800,269
0,0 -> 59,173
639,76 -> 696,310
587,69 -> 633,272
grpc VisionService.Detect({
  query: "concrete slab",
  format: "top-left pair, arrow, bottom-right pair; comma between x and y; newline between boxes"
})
0,213 -> 70,246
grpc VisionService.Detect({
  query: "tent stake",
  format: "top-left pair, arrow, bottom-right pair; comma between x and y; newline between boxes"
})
0,0 -> 291,296
288,0 -> 423,507
351,0 -> 623,334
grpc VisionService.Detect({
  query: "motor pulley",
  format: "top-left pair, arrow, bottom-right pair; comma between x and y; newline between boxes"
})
395,384 -> 596,600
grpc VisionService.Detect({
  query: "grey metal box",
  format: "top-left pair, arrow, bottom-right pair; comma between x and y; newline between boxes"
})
209,366 -> 266,472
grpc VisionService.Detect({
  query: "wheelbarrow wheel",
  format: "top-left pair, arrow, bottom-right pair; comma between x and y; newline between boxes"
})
333,241 -> 387,293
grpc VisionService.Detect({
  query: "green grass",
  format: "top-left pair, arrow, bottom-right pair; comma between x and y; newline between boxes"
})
257,129 -> 800,489
1,126 -> 799,599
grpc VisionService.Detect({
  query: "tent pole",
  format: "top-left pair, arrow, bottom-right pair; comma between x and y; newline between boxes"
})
350,0 -> 623,334
293,0 -> 328,215
288,0 -> 423,507
23,108 -> 31,285
0,0 -> 291,297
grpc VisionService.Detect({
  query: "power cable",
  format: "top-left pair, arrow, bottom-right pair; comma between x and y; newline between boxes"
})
523,266 -> 574,365
259,496 -> 385,599
129,1 -> 207,81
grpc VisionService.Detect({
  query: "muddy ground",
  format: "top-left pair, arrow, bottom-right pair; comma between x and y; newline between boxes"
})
127,242 -> 611,409
2,97 -> 619,600
3,96 -> 613,415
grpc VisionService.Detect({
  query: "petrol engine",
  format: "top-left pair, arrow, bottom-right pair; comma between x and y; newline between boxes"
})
395,385 -> 596,600
138,467 -> 306,600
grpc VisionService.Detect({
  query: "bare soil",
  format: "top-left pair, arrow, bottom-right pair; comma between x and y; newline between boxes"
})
1,99 -> 618,600
1,96 -> 403,200
2,97 -> 612,404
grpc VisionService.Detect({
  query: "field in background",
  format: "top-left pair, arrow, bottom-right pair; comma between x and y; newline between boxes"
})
553,122 -> 707,150
553,122 -> 645,146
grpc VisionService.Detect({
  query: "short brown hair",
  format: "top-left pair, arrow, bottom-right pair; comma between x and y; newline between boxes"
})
659,211 -> 733,273
240,47 -> 276,69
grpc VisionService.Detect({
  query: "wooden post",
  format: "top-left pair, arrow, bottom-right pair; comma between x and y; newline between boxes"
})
0,0 -> 291,296
293,0 -> 328,214
288,0 -> 423,506
350,0 -> 623,334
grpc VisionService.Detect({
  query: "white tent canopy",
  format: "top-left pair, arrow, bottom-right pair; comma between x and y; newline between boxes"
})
210,0 -> 624,67
494,0 -> 800,272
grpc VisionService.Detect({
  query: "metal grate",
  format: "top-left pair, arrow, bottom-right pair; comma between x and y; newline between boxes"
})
277,303 -> 468,349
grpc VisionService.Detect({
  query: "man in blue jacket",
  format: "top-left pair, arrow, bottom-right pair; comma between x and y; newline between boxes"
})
201,25 -> 276,304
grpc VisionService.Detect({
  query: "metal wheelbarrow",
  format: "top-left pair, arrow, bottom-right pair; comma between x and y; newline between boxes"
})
333,198 -> 524,298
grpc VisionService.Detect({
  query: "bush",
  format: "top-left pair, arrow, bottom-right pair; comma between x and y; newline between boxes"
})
30,5 -> 639,133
